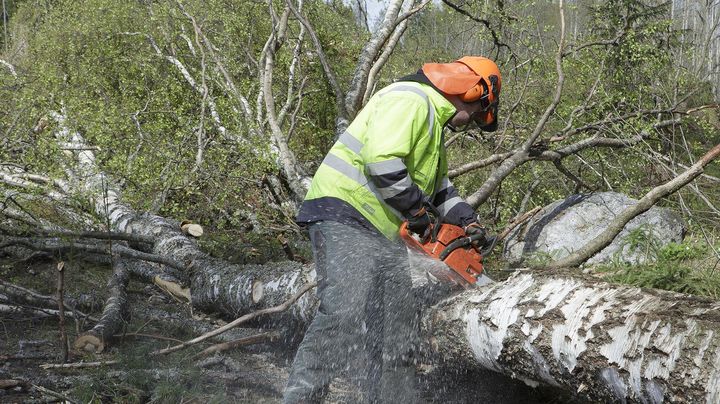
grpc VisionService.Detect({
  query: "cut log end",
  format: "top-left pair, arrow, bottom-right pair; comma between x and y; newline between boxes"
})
73,334 -> 104,353
180,223 -> 204,238
252,281 -> 264,304
153,275 -> 191,302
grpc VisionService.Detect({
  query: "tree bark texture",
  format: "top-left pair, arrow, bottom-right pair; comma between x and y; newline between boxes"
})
426,270 -> 720,403
50,197 -> 720,402
60,126 -> 317,323
0,280 -> 101,315
73,256 -> 132,353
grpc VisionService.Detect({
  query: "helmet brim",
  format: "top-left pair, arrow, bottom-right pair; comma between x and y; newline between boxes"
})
422,62 -> 481,95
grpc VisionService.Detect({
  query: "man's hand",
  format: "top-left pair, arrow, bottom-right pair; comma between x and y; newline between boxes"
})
463,222 -> 488,245
407,207 -> 431,238
464,221 -> 498,255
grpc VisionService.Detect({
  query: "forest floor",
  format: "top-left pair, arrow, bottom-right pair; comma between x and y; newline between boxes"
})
0,254 -> 573,403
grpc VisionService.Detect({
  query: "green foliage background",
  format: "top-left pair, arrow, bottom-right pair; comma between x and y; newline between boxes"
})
1,0 -> 718,282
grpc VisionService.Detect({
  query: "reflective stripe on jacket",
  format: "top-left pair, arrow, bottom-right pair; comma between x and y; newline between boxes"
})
301,81 -> 458,239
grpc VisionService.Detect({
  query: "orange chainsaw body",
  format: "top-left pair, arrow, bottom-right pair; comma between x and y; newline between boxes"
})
399,221 -> 484,284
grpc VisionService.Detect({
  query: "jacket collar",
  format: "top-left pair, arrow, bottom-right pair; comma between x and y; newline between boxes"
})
396,72 -> 457,127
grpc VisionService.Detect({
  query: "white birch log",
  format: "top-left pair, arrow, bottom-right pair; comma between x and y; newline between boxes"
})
74,256 -> 132,353
426,270 -> 720,403
55,115 -> 317,322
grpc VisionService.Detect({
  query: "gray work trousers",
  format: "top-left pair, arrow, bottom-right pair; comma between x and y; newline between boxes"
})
283,221 -> 420,404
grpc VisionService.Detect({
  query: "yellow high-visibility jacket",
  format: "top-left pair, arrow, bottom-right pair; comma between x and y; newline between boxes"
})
297,80 -> 475,240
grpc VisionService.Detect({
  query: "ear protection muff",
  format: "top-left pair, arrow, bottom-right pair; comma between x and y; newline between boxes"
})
459,74 -> 500,105
459,79 -> 488,103
474,103 -> 497,128
463,75 -> 500,127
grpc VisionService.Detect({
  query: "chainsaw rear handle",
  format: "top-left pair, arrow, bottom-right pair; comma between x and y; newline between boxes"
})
480,235 -> 498,256
402,200 -> 442,241
423,200 -> 442,242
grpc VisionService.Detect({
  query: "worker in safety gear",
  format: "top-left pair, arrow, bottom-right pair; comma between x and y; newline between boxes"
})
284,56 -> 501,403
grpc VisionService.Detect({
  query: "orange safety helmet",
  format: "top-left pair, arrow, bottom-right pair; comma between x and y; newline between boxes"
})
422,56 -> 502,127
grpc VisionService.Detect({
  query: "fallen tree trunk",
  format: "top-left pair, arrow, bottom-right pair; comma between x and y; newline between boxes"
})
426,270 -> 720,403
60,128 -> 316,322
63,200 -> 720,401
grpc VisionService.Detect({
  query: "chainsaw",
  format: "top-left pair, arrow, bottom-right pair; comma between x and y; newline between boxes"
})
399,203 -> 496,286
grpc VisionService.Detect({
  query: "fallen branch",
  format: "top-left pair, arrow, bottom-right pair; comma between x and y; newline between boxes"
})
113,332 -> 184,344
0,238 -> 185,271
56,261 -> 69,363
0,58 -> 17,77
448,152 -> 514,178
0,226 -> 154,244
0,379 -> 26,390
0,280 -> 99,320
32,384 -> 78,404
39,360 -> 119,370
193,331 -> 280,359
0,303 -> 86,319
497,206 -> 542,242
151,281 -> 316,356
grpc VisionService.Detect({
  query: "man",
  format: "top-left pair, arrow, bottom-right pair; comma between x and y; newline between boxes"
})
284,56 -> 501,403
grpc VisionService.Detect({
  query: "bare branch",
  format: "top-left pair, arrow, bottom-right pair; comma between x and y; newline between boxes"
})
0,171 -> 68,202
362,18 -> 409,105
176,1 -> 254,125
497,206 -> 542,242
286,0 -> 347,120
342,0 -> 404,122
465,0 -> 567,208
143,33 -> 237,143
552,159 -> 593,191
441,0 -> 510,56
0,238 -> 185,271
151,281 -> 316,356
263,4 -> 309,200
193,331 -> 280,359
0,280 -> 98,321
0,226 -> 154,244
448,152 -> 514,178
0,58 -> 16,78
39,361 -> 118,370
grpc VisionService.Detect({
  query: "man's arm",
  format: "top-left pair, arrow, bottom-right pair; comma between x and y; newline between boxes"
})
432,177 -> 477,227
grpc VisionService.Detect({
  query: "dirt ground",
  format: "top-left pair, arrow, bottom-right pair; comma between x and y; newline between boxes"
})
1,257 -> 572,403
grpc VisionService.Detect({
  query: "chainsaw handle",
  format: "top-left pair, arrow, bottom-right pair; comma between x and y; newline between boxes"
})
422,200 -> 442,242
400,200 -> 443,241
480,235 -> 498,256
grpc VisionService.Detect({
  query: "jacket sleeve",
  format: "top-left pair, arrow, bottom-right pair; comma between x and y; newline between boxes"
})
432,176 -> 477,227
360,93 -> 429,218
